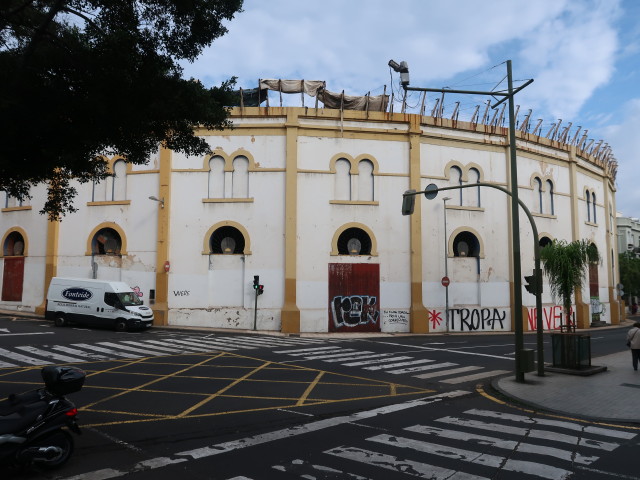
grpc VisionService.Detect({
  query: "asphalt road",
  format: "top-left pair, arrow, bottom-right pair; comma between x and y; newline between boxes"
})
0,315 -> 636,479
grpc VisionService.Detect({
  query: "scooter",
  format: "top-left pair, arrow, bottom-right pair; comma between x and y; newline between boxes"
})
0,366 -> 85,471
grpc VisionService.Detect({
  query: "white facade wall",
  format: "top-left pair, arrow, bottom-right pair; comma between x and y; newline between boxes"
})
0,108 -> 619,332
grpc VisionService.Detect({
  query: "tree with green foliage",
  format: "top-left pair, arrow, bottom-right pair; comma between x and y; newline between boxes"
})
619,252 -> 640,305
1,0 -> 243,219
540,239 -> 600,331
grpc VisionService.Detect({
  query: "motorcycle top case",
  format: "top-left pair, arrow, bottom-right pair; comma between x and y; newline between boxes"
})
41,366 -> 85,395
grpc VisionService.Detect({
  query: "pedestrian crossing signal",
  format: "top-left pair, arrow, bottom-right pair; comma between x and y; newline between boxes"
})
253,275 -> 259,290
258,285 -> 264,295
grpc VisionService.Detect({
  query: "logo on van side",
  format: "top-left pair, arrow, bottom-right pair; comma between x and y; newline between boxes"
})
61,288 -> 93,301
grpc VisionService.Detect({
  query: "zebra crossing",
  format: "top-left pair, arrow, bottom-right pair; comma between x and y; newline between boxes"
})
234,408 -> 637,479
0,334 -> 341,368
273,345 -> 509,384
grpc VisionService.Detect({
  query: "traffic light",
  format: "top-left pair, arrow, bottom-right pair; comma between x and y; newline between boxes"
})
402,190 -> 416,215
253,275 -> 259,290
258,285 -> 264,295
524,269 -> 543,295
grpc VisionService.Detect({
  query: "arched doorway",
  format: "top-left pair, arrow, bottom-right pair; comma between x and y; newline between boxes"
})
2,230 -> 26,301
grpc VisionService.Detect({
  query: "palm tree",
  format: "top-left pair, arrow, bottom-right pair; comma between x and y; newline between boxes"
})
540,239 -> 600,331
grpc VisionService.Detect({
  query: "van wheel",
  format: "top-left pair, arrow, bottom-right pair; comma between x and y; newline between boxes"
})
115,319 -> 128,332
54,315 -> 66,327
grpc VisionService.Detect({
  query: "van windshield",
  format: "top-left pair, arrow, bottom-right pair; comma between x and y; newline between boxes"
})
117,292 -> 142,306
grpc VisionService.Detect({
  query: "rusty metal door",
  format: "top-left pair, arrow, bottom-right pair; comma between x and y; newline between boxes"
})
328,263 -> 380,332
2,256 -> 25,301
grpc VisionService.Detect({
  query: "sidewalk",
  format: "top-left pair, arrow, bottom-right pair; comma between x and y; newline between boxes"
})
493,349 -> 640,424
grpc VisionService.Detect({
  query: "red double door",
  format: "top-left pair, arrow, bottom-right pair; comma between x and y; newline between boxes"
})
2,257 -> 24,301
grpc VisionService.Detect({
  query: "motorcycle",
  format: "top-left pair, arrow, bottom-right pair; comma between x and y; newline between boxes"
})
0,365 -> 85,471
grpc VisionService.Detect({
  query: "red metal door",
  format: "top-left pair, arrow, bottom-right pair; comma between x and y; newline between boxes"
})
328,263 -> 380,332
2,257 -> 25,301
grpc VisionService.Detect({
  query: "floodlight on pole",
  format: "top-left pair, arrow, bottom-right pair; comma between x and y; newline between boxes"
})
388,59 -> 410,86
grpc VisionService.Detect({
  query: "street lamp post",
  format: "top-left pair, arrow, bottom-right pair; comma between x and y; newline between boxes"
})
443,197 -> 451,333
393,59 -> 535,382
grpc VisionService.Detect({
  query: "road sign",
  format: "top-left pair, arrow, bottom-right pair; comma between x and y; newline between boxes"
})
441,276 -> 450,287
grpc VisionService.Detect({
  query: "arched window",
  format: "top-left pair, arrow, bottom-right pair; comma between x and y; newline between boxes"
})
112,160 -> 127,201
91,228 -> 122,255
467,168 -> 481,207
4,194 -> 24,208
334,158 -> 351,200
453,231 -> 480,257
546,180 -> 554,215
534,177 -> 543,214
450,166 -> 463,206
586,190 -> 591,222
337,228 -> 372,255
210,226 -> 245,254
358,159 -> 374,201
92,159 -> 127,202
539,236 -> 552,248
3,231 -> 25,256
232,156 -> 249,198
208,156 -> 225,198
591,192 -> 597,224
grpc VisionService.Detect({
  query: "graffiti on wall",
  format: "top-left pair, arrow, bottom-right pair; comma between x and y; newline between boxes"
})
428,308 -> 508,332
331,295 -> 380,328
590,298 -> 605,322
384,310 -> 409,326
526,305 -> 575,331
328,263 -> 380,332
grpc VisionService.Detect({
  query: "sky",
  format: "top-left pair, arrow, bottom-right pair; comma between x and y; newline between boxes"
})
181,0 -> 640,218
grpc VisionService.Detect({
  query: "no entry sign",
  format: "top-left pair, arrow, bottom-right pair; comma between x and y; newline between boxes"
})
441,276 -> 450,287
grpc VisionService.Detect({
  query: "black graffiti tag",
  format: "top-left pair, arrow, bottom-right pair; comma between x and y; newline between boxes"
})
331,295 -> 380,328
449,308 -> 506,331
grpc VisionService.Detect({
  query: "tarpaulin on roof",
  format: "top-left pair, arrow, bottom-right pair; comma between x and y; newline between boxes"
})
317,89 -> 389,112
259,79 -> 326,97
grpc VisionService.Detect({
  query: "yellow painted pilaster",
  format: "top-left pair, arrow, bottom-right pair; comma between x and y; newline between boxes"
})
151,145 -> 171,326
281,110 -> 301,333
408,117 -> 428,333
35,219 -> 60,315
605,179 -> 620,324
568,147 -> 589,328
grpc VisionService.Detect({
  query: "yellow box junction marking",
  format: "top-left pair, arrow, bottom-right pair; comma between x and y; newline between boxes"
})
0,350 -> 433,428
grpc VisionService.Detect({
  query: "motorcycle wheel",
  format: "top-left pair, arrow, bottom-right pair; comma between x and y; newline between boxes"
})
29,430 -> 74,469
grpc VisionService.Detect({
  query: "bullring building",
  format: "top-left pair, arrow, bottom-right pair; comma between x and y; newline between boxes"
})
0,79 -> 620,334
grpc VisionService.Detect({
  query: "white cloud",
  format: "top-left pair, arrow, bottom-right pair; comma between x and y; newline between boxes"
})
598,98 -> 640,217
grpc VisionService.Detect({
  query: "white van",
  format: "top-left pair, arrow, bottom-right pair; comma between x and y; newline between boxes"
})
45,277 -> 154,331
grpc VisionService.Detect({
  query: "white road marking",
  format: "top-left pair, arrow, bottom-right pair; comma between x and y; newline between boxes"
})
302,349 -> 362,359
0,346 -> 53,365
49,345 -> 110,361
373,341 -> 513,361
274,346 -> 344,354
466,409 -> 637,439
435,416 -> 621,451
405,424 -> 599,465
440,369 -> 510,384
413,365 -> 483,379
160,338 -> 236,351
369,433 -> 573,479
96,342 -> 175,356
387,362 -> 458,375
342,356 -> 414,367
322,352 -> 396,363
177,391 -> 470,460
363,358 -> 435,371
72,343 -> 142,359
0,331 -> 54,336
326,446 -> 488,480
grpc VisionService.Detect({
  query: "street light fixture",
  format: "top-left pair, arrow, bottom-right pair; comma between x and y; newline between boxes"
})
443,197 -> 451,332
395,60 -> 538,382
